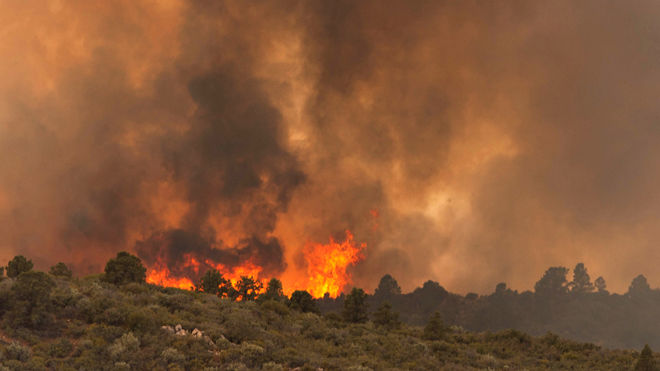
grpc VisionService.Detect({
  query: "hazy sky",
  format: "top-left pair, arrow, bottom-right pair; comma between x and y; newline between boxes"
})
2,0 -> 660,294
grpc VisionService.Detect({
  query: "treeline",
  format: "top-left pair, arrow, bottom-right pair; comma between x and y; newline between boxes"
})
3,253 -> 660,350
318,264 -> 660,350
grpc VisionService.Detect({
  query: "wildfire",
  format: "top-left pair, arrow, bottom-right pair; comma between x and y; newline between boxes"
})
146,253 -> 264,290
304,230 -> 366,298
143,229 -> 367,300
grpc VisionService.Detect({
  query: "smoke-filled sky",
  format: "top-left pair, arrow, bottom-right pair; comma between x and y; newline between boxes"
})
2,0 -> 660,294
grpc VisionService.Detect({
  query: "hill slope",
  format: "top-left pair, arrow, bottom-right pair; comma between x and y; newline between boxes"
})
0,274 -> 651,371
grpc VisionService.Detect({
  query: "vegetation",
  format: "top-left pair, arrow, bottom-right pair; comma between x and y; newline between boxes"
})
0,255 -> 656,370
49,263 -> 73,278
6,256 -> 33,279
318,263 -> 660,350
103,252 -> 147,286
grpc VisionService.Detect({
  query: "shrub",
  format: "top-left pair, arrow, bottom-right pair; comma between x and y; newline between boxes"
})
260,300 -> 290,316
7,271 -> 56,329
372,301 -> 400,329
5,341 -> 31,362
49,262 -> 73,278
289,290 -> 320,314
262,362 -> 285,371
108,332 -> 140,361
48,338 -> 73,358
127,308 -> 158,332
6,256 -> 33,278
422,311 -> 445,341
161,347 -> 186,364
104,252 -> 147,286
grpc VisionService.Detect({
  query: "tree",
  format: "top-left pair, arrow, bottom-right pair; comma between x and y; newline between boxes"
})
534,267 -> 569,297
635,344 -> 657,371
374,274 -> 401,299
259,278 -> 285,302
289,290 -> 320,314
342,287 -> 369,323
233,276 -> 263,301
104,252 -> 147,286
594,276 -> 608,293
49,262 -> 73,278
628,275 -> 651,299
6,255 -> 33,278
423,311 -> 445,341
372,301 -> 400,329
195,269 -> 232,297
569,263 -> 594,294
495,283 -> 508,295
7,271 -> 56,328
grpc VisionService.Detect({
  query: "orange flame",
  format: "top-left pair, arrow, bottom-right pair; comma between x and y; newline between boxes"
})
303,230 -> 366,298
146,253 -> 265,291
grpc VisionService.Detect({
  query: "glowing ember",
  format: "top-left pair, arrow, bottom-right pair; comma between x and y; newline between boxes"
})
304,230 -> 366,298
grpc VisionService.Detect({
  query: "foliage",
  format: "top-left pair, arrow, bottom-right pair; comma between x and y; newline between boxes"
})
289,290 -> 320,315
373,274 -> 401,300
423,311 -> 445,341
49,263 -> 73,278
7,271 -> 56,329
372,301 -> 400,329
195,269 -> 231,297
629,275 -> 652,298
103,252 -> 147,286
6,256 -> 33,279
569,263 -> 594,294
259,278 -> 285,302
233,276 -> 263,301
635,344 -> 657,371
534,267 -> 570,297
342,287 -> 369,323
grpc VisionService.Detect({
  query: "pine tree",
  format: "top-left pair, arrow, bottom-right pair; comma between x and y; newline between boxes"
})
569,263 -> 594,294
6,255 -> 33,278
342,287 -> 369,323
373,301 -> 401,329
594,276 -> 608,293
423,311 -> 445,341
635,344 -> 657,371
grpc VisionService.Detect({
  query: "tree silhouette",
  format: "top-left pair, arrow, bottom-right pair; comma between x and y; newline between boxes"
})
260,278 -> 285,302
569,263 -> 594,294
6,255 -> 33,279
195,269 -> 232,297
233,276 -> 263,301
594,276 -> 607,293
289,290 -> 320,314
423,311 -> 445,341
103,252 -> 147,286
342,287 -> 369,323
374,274 -> 402,299
534,267 -> 569,297
628,275 -> 651,299
635,344 -> 657,371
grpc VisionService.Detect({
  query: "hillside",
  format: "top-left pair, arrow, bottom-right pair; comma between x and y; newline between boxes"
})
0,259 -> 653,371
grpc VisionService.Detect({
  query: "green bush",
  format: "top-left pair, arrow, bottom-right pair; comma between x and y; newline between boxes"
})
6,256 -> 33,279
103,252 -> 147,286
127,308 -> 158,332
4,341 -> 31,362
46,338 -> 73,358
49,263 -> 73,278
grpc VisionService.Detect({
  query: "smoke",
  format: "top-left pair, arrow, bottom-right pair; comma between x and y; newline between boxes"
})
2,0 -> 660,294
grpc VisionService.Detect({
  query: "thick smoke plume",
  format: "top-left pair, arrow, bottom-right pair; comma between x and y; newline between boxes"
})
2,1 -> 660,294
